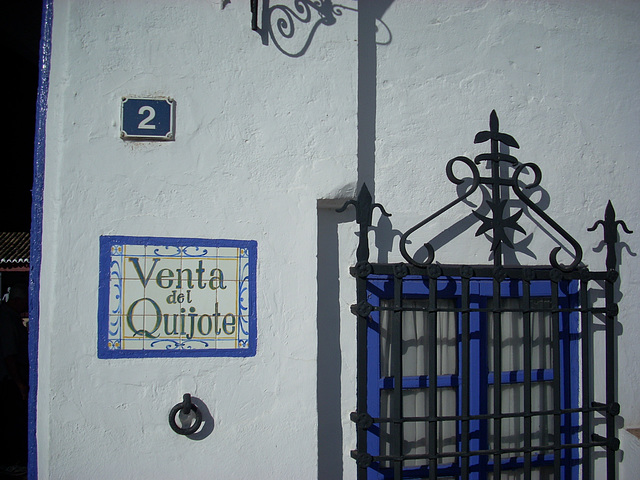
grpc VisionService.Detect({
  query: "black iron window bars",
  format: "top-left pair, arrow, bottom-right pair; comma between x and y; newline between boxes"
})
338,112 -> 631,479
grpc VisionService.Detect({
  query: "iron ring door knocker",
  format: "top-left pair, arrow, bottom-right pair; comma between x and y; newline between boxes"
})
169,393 -> 203,435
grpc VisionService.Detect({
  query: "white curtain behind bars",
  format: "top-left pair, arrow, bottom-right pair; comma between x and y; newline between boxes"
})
379,297 -> 555,478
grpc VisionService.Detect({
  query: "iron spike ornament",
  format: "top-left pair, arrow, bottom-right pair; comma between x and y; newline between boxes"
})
399,110 -> 584,271
588,201 -> 633,271
337,183 -> 391,263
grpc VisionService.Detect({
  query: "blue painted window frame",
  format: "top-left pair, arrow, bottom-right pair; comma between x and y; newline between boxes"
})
364,275 -> 580,479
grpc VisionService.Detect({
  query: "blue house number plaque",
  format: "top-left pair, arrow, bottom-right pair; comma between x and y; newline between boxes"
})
121,96 -> 176,140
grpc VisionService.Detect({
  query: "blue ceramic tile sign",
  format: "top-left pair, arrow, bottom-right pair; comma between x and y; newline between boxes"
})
98,236 -> 257,358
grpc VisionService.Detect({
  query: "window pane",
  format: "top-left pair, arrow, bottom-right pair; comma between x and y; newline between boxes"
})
488,382 -> 554,450
380,388 -> 457,467
365,277 -> 581,479
380,299 -> 457,377
488,298 -> 553,372
486,465 -> 554,479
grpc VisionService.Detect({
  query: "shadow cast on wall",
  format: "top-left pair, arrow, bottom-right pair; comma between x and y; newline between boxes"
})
337,112 -> 634,478
251,1 -> 394,477
250,0 -> 636,475
252,0 -> 392,58
252,0 -> 395,196
317,205 -> 352,479
395,111 -> 586,272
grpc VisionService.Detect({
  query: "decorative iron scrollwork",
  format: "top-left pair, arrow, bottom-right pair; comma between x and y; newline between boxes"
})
399,110 -> 584,271
253,0 -> 356,57
253,1 -> 392,55
399,156 -> 480,267
340,111 -> 632,480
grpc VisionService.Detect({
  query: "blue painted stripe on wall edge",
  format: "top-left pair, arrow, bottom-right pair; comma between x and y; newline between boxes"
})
28,1 -> 53,478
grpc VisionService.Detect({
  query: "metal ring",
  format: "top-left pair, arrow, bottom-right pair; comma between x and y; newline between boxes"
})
169,395 -> 203,435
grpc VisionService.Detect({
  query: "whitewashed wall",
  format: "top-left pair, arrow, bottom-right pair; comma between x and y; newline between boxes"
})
37,0 -> 640,478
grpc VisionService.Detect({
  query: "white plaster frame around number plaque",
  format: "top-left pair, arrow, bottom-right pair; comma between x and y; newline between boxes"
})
98,235 -> 257,358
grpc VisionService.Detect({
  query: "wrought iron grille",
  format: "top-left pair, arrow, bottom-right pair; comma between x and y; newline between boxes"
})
338,112 -> 631,479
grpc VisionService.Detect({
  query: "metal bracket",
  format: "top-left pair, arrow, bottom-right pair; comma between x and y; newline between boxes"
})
169,393 -> 203,435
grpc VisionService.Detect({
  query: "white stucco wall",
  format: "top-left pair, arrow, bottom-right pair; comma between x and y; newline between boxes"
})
369,2 -> 640,478
39,1 -> 357,478
36,0 -> 639,478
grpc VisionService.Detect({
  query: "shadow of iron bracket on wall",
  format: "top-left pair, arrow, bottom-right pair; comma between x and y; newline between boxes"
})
250,0 -> 358,57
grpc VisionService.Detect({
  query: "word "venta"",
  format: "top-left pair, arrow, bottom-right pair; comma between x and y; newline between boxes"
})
129,257 -> 227,291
